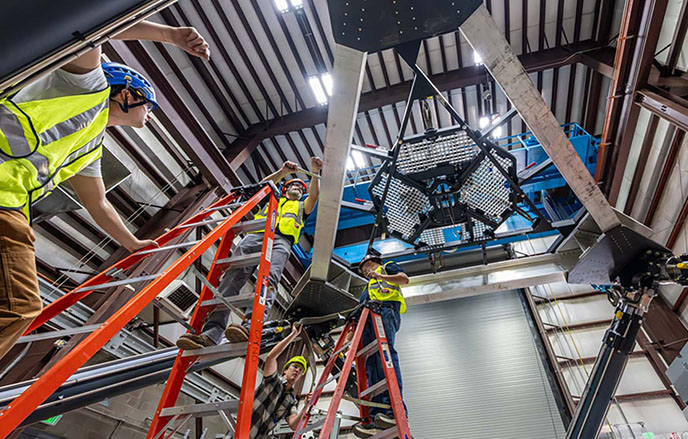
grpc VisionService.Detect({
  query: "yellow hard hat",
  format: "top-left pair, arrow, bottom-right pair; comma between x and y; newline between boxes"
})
283,355 -> 307,374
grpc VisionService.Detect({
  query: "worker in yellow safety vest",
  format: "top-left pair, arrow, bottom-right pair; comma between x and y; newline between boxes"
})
176,158 -> 322,350
353,253 -> 410,438
0,20 -> 211,361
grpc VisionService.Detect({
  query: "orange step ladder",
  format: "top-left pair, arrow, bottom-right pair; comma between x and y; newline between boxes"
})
0,183 -> 279,439
293,303 -> 412,439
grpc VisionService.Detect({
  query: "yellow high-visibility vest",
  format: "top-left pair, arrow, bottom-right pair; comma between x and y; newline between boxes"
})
367,261 -> 407,313
0,87 -> 110,220
254,198 -> 304,244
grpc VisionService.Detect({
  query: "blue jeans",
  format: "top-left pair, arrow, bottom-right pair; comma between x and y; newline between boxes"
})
360,299 -> 406,420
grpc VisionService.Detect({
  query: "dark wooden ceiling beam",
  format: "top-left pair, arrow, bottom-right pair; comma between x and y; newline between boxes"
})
225,40 -> 610,168
162,6 -> 249,130
106,40 -> 241,190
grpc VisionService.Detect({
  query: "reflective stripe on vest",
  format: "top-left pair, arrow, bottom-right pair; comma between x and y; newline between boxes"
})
0,88 -> 110,219
253,198 -> 304,243
367,261 -> 407,314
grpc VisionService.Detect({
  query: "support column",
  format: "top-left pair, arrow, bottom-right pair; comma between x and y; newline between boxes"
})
460,5 -> 620,233
311,45 -> 367,281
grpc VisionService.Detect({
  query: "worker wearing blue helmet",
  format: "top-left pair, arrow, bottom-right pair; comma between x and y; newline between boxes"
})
0,20 -> 210,361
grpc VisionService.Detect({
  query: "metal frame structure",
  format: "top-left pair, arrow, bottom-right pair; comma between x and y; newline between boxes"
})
293,305 -> 411,439
0,183 -> 279,438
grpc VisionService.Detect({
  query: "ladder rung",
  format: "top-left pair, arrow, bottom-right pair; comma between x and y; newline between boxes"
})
357,340 -> 378,360
230,218 -> 265,233
205,202 -> 243,213
314,372 -> 341,393
159,400 -> 239,418
137,240 -> 201,255
201,294 -> 255,309
74,274 -> 159,292
177,217 -> 265,232
16,324 -> 102,344
181,341 -> 248,360
216,253 -> 261,269
360,379 -> 387,399
177,217 -> 229,230
368,427 -> 399,439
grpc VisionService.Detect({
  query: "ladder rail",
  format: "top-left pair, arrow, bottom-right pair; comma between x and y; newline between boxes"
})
233,193 -> 278,439
316,309 -> 370,439
25,191 -> 244,333
0,186 -> 274,437
369,310 -> 411,439
293,320 -> 356,437
147,218 -> 238,437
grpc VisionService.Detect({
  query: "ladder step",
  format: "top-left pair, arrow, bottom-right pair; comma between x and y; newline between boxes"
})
360,379 -> 387,399
137,240 -> 201,255
216,253 -> 261,269
159,400 -> 239,418
205,202 -> 243,213
201,293 -> 255,309
74,274 -> 159,292
230,218 -> 265,233
368,427 -> 399,439
177,217 -> 265,232
357,340 -> 378,360
181,341 -> 248,361
16,324 -> 102,344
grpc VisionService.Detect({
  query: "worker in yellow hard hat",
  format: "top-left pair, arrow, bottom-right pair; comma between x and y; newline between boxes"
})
177,157 -> 322,350
250,322 -> 310,438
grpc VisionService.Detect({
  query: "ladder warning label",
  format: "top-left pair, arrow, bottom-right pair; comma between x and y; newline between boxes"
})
266,237 -> 273,263
259,284 -> 267,306
374,315 -> 385,338
381,343 -> 393,369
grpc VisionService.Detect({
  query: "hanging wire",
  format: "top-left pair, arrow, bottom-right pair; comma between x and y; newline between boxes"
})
44,163 -> 195,296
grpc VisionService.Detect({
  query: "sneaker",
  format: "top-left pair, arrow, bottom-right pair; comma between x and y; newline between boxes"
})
176,333 -> 214,350
353,422 -> 381,438
224,323 -> 250,342
374,412 -> 396,429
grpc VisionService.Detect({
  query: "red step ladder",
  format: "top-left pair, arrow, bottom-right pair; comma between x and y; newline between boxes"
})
294,304 -> 412,439
0,183 -> 279,439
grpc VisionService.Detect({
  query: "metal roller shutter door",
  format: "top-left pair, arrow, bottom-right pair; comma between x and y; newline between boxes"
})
396,290 -> 567,438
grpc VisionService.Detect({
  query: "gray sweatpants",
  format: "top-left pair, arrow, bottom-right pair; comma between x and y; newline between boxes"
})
201,233 -> 292,344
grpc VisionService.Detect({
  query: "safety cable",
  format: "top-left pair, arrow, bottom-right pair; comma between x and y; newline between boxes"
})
44,162 -> 195,297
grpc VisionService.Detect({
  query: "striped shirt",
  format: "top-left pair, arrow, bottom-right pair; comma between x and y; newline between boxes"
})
250,372 -> 299,439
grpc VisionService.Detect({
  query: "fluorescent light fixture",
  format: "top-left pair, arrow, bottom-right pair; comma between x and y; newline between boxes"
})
479,116 -> 489,129
309,76 -> 327,105
491,126 -> 503,139
346,151 -> 366,171
473,51 -> 483,65
274,0 -> 289,12
290,0 -> 303,7
346,156 -> 356,170
321,73 -> 333,96
309,73 -> 333,105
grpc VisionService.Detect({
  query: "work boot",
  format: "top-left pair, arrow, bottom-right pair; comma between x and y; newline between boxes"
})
225,323 -> 250,342
353,421 -> 380,438
374,413 -> 396,429
176,333 -> 214,350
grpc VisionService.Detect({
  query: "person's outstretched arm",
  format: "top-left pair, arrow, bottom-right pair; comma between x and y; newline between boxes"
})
261,161 -> 298,185
304,157 -> 322,215
70,175 -> 157,253
263,323 -> 302,377
62,21 -> 210,74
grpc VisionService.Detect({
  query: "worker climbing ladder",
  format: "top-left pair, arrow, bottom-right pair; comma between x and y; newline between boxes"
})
294,303 -> 411,439
0,183 -> 279,438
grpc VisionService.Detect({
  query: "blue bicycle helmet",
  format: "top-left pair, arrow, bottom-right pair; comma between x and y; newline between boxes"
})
102,62 -> 158,110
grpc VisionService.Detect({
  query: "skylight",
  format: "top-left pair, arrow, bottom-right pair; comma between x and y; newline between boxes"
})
346,151 -> 366,171
275,0 -> 303,13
